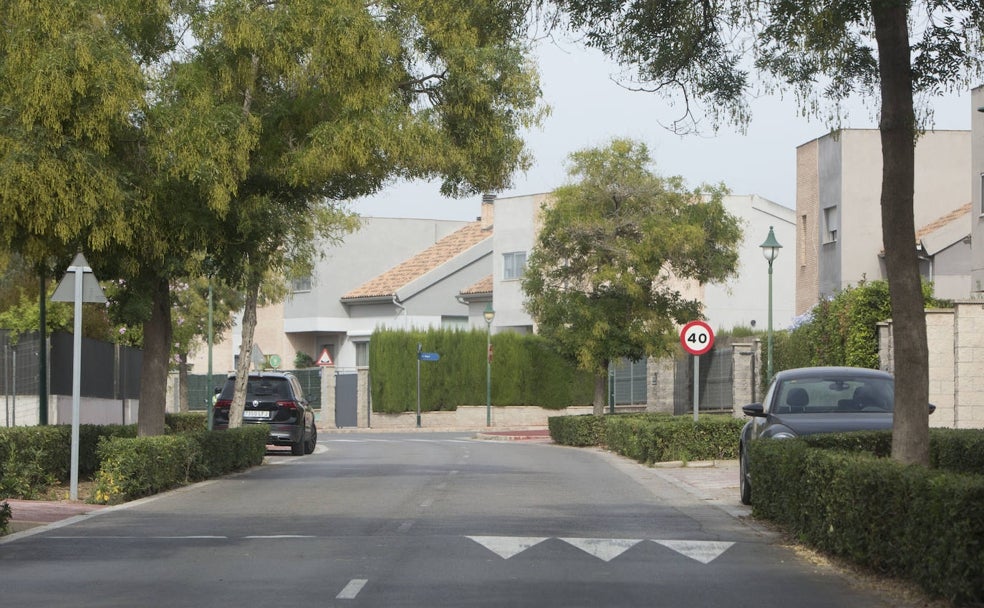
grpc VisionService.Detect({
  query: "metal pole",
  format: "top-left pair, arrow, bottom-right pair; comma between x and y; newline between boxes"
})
70,265 -> 83,501
485,322 -> 491,427
767,258 -> 775,383
207,278 -> 214,431
416,342 -> 421,428
693,354 -> 700,423
39,271 -> 48,425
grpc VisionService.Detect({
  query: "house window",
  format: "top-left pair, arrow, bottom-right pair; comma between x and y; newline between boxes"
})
503,251 -> 527,280
441,316 -> 468,329
291,276 -> 312,293
822,206 -> 838,244
354,341 -> 369,367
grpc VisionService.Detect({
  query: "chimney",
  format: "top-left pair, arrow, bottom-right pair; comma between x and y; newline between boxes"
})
480,193 -> 495,231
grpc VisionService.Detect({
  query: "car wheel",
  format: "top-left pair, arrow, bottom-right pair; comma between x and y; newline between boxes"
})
739,443 -> 752,506
303,423 -> 317,455
291,429 -> 305,456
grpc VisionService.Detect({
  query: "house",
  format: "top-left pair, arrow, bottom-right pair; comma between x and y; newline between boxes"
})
972,85 -> 984,293
795,129 -> 971,315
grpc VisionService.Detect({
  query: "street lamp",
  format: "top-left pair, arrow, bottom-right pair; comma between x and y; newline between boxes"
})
483,302 -> 495,427
760,226 -> 782,382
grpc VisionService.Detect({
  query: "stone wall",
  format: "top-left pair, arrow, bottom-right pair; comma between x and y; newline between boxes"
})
879,302 -> 984,429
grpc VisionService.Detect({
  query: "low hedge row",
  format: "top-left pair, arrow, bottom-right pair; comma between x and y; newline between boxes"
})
750,435 -> 984,605
93,425 -> 268,504
0,424 -> 137,498
549,413 -> 745,463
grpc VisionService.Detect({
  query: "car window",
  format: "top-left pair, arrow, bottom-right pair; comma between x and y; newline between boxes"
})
773,376 -> 893,414
217,376 -> 291,400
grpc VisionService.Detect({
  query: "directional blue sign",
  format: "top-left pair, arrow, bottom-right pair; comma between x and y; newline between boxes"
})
418,352 -> 440,361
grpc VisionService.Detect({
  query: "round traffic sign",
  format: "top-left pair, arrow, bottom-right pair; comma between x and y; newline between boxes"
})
680,320 -> 715,356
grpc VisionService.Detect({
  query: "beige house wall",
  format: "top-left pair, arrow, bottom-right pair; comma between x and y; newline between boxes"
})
796,139 -> 820,316
879,302 -> 984,429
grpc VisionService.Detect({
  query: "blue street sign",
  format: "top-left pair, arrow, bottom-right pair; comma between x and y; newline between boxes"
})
418,352 -> 440,361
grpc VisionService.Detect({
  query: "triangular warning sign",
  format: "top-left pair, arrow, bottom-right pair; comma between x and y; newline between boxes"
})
317,348 -> 334,366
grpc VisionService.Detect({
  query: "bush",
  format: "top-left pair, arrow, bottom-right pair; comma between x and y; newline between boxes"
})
0,425 -> 135,498
0,500 -> 10,535
92,425 -> 268,504
750,437 -> 984,604
165,412 -> 208,434
549,413 -> 744,463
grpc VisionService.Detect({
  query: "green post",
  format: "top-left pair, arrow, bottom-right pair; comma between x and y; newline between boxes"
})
760,226 -> 782,383
483,303 -> 495,427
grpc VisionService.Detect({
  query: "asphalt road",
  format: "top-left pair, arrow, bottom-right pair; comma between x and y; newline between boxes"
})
0,432 -> 898,607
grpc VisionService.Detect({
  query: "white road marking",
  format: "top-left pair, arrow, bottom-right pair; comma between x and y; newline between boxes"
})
243,535 -> 316,539
561,538 -> 643,562
653,540 -> 735,564
337,579 -> 368,600
467,536 -> 550,559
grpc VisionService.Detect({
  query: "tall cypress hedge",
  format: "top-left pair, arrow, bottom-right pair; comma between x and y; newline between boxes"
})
368,328 -> 594,413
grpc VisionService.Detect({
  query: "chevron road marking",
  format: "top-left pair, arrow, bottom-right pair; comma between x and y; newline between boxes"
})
467,536 -> 735,564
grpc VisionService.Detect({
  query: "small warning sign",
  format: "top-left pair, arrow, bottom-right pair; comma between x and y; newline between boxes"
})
317,348 -> 334,366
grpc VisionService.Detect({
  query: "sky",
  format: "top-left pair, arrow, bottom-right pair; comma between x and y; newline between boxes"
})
351,38 -> 974,222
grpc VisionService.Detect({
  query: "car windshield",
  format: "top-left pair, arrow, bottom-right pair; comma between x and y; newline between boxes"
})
773,376 -> 894,414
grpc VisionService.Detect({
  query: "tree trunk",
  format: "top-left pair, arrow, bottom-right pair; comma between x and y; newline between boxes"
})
593,372 -> 606,415
137,278 -> 172,436
229,280 -> 259,428
871,2 -> 930,466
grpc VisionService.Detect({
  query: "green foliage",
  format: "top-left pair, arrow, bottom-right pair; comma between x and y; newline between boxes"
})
549,413 -> 744,463
548,415 -> 608,447
0,425 -> 136,498
93,425 -> 267,504
523,138 -> 743,383
165,413 -> 208,434
0,500 -> 10,535
750,437 -> 984,604
294,351 -> 315,368
773,280 -> 947,375
368,327 -> 594,413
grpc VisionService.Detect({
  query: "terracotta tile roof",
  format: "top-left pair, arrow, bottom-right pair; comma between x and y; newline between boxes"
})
343,221 -> 491,300
460,275 -> 493,296
915,203 -> 971,241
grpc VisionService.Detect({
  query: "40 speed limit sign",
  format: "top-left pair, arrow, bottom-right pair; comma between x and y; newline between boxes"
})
680,320 -> 715,356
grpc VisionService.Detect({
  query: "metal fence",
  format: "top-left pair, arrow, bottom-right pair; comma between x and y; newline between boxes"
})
1,331 -> 41,427
184,367 -> 324,411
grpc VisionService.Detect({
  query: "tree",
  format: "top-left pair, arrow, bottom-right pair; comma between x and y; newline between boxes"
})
522,138 -> 742,414
1,0 -> 544,435
546,0 -> 984,464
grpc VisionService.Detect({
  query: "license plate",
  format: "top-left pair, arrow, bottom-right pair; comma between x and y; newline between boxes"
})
243,410 -> 270,419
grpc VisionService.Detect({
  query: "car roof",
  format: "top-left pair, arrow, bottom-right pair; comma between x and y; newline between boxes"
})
774,366 -> 892,381
224,371 -> 295,379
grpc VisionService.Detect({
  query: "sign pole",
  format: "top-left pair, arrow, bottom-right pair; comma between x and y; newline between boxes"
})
416,343 -> 422,428
680,320 -> 715,424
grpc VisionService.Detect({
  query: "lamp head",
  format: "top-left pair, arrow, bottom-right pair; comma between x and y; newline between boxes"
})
760,226 -> 782,263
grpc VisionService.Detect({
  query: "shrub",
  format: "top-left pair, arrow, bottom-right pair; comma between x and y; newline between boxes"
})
165,412 -> 208,434
0,500 -> 10,535
548,414 -> 608,447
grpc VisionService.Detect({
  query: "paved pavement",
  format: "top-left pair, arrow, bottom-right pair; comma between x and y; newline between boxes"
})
2,427 -> 747,537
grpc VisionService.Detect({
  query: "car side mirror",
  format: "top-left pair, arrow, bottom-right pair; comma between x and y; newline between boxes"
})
929,403 -> 936,415
742,403 -> 766,417
214,387 -> 222,394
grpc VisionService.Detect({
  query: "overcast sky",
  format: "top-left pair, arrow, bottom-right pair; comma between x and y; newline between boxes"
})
351,39 -> 973,222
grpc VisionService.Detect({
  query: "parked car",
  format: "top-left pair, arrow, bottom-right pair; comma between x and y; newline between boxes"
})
738,366 -> 934,505
213,371 -> 317,456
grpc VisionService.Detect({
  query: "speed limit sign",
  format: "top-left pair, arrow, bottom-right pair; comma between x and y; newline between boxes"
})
680,320 -> 715,356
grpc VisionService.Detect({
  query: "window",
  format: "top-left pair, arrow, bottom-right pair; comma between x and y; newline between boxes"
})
822,206 -> 838,244
354,341 -> 369,367
441,316 -> 468,330
291,276 -> 312,293
503,251 -> 527,280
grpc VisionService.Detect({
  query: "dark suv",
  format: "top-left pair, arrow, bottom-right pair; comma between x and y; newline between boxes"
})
213,371 -> 317,455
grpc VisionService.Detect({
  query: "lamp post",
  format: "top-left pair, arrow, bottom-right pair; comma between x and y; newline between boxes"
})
483,302 -> 495,427
760,226 -> 783,382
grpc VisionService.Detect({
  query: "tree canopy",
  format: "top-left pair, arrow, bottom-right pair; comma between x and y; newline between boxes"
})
523,138 -> 742,413
546,0 -> 984,464
1,0 -> 545,435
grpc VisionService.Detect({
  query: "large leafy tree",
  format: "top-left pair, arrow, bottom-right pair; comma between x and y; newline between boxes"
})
546,0 -> 984,465
1,0 -> 544,435
523,138 -> 742,414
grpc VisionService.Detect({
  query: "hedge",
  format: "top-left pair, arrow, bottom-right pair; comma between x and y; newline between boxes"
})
750,435 -> 984,604
549,413 -> 745,463
369,328 -> 594,413
93,425 -> 268,504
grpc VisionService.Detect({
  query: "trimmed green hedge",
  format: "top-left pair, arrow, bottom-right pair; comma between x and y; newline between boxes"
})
549,413 -> 744,463
369,328 -> 594,413
93,425 -> 268,504
0,425 -> 136,498
750,435 -> 984,604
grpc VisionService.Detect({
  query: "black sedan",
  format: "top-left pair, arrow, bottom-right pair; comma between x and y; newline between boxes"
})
738,366 -> 927,505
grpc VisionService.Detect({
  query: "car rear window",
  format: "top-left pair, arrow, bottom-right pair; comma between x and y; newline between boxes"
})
218,377 -> 291,400
774,376 -> 893,414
